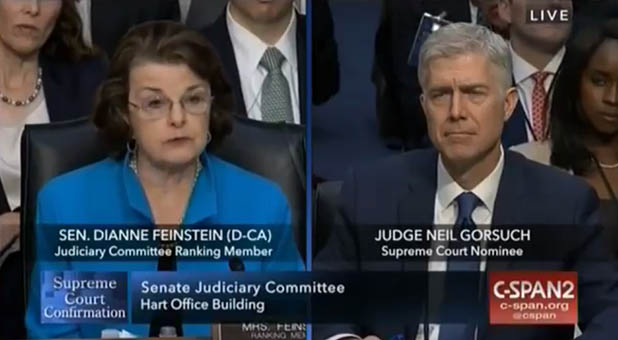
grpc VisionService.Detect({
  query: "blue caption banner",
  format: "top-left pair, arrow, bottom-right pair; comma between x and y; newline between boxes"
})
41,271 -> 128,323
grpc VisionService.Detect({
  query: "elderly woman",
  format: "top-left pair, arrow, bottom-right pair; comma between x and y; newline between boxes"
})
25,21 -> 302,338
0,0 -> 105,337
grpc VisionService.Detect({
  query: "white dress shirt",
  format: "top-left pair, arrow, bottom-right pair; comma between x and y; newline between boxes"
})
416,147 -> 504,340
0,94 -> 50,210
295,0 -> 306,15
510,44 -> 565,141
226,4 -> 300,124
178,0 -> 192,23
469,1 -> 479,25
75,0 -> 93,47
327,148 -> 505,340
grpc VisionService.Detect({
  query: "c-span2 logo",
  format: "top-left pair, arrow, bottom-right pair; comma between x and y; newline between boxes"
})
489,271 -> 577,325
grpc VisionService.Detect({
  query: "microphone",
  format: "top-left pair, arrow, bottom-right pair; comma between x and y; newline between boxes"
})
212,257 -> 245,340
228,256 -> 245,271
149,242 -> 182,336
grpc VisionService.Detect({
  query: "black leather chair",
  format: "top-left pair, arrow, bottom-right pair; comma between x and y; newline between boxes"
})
312,180 -> 343,257
20,116 -> 306,299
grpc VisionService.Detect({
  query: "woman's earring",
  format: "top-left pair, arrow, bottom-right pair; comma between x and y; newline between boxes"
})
126,138 -> 137,154
206,131 -> 212,145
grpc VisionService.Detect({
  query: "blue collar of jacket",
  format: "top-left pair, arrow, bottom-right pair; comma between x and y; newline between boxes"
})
121,152 -> 218,224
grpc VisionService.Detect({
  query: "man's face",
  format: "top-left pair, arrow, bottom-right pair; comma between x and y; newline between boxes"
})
228,0 -> 294,25
499,0 -> 572,53
477,0 -> 510,37
420,53 -> 518,166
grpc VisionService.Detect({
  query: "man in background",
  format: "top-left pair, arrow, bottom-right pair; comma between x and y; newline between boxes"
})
498,0 -> 572,147
75,0 -> 180,57
185,0 -> 307,30
183,0 -> 227,30
202,0 -> 306,124
372,0 -> 504,150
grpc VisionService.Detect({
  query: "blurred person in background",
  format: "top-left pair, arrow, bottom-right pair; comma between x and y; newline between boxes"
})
0,0 -> 106,338
25,21 -> 302,338
74,0 -> 180,58
497,0 -> 573,147
372,0 -> 505,151
202,0 -> 306,124
513,3 -> 618,256
184,0 -> 227,30
185,0 -> 306,30
311,0 -> 339,106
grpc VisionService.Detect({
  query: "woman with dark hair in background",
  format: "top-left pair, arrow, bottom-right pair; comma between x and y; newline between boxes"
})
25,21 -> 302,338
512,4 -> 618,255
0,0 -> 106,337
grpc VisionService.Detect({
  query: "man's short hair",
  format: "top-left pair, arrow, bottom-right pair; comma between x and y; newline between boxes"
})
418,22 -> 513,92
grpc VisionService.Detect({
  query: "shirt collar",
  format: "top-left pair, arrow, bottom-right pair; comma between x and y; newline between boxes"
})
469,0 -> 479,23
510,43 -> 565,85
121,152 -> 218,224
436,146 -> 505,215
226,4 -> 298,71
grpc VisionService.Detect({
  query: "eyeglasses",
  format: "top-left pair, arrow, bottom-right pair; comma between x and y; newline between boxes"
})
128,93 -> 214,120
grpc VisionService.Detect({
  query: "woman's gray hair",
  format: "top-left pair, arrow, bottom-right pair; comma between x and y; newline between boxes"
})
418,22 -> 513,92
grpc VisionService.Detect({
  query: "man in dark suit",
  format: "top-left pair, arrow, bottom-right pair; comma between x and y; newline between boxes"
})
202,0 -> 307,124
373,0 -> 489,149
316,22 -> 618,340
312,0 -> 340,105
497,0 -> 572,147
184,0 -> 227,30
75,0 -> 180,58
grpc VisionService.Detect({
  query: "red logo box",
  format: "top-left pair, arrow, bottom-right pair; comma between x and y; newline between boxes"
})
488,271 -> 577,325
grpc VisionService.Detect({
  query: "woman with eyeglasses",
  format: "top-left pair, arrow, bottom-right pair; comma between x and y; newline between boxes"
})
25,21 -> 302,338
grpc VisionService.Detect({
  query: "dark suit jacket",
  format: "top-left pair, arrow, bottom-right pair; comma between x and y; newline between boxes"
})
202,11 -> 307,124
373,0 -> 472,145
502,101 -> 528,148
312,0 -> 340,105
0,55 -> 107,215
90,0 -> 180,58
315,149 -> 618,340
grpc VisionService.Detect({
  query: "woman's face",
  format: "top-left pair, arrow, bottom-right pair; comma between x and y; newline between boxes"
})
580,38 -> 618,136
127,62 -> 212,169
0,0 -> 62,56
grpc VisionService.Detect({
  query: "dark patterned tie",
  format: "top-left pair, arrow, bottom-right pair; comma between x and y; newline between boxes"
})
438,192 -> 482,340
260,47 -> 294,123
476,8 -> 489,28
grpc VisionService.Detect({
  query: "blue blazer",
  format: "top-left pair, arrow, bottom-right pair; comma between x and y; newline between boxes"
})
315,149 -> 618,340
26,153 -> 303,338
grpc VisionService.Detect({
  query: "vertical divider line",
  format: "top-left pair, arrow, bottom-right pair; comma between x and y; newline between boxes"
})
306,0 -> 313,339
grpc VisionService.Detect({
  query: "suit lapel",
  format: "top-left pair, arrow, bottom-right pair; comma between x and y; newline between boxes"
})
90,0 -> 105,53
397,155 -> 437,228
207,13 -> 247,117
398,151 -> 437,270
40,57 -> 70,122
296,13 -> 306,124
487,151 -> 526,272
397,150 -> 438,335
478,152 -> 526,340
0,182 -> 9,214
502,101 -> 527,147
